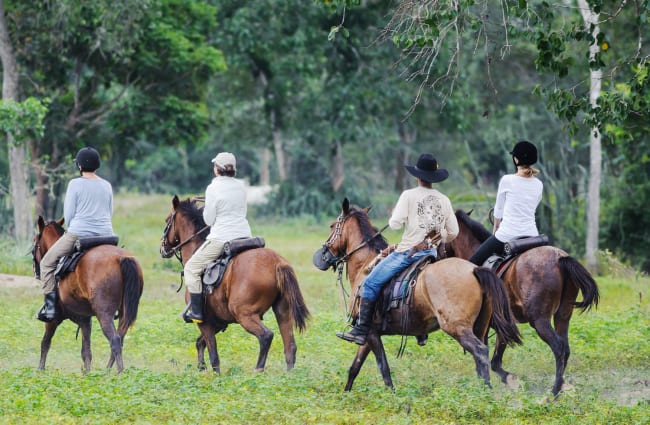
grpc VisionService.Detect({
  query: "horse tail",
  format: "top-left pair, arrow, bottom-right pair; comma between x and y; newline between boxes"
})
473,267 -> 523,347
275,263 -> 310,333
558,256 -> 600,312
118,257 -> 143,334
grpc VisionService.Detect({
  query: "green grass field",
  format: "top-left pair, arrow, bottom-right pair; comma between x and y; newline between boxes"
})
0,193 -> 648,424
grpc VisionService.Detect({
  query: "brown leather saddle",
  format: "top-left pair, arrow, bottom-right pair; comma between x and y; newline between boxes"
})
54,236 -> 120,283
484,234 -> 549,276
201,237 -> 265,291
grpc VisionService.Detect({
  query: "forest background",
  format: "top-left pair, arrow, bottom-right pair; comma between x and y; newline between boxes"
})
0,0 -> 649,274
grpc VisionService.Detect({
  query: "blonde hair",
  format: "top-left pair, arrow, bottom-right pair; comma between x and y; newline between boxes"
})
518,165 -> 540,177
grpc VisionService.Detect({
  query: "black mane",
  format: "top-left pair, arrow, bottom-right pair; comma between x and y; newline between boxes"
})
178,199 -> 208,243
349,207 -> 389,252
455,210 -> 491,243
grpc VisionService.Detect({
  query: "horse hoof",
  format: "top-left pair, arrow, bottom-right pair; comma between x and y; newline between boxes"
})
506,374 -> 520,390
254,368 -> 265,373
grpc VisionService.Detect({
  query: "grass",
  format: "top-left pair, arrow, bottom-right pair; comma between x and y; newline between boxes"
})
0,193 -> 649,424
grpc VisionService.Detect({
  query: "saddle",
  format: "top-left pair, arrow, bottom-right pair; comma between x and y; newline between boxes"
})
201,237 -> 265,292
54,236 -> 120,283
483,234 -> 549,276
376,254 -> 436,329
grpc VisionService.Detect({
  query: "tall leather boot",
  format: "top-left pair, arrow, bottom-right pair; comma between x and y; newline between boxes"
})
37,292 -> 58,322
182,293 -> 204,323
336,298 -> 376,345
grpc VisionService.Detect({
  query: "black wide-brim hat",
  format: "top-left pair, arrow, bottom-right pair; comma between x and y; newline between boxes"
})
404,154 -> 449,183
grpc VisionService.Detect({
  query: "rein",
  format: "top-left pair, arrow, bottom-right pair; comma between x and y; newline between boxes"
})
160,211 -> 209,263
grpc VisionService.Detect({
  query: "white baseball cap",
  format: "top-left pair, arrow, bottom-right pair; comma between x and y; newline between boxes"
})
211,152 -> 236,170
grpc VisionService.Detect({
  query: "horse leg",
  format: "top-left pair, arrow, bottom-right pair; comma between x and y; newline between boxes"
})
456,329 -> 491,387
272,303 -> 297,370
366,332 -> 394,390
344,342 -> 372,391
195,335 -> 208,371
38,320 -> 61,370
97,314 -> 124,372
530,318 -> 568,397
77,317 -> 93,373
197,325 -> 221,374
490,335 -> 519,389
238,316 -> 273,372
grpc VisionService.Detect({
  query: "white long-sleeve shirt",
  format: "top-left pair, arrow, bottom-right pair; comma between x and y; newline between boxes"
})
203,176 -> 252,241
64,176 -> 114,237
494,174 -> 543,242
389,186 -> 458,252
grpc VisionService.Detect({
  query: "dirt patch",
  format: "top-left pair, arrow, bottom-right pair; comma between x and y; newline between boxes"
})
0,273 -> 39,288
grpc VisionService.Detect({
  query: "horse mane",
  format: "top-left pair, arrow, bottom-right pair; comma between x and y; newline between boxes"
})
348,206 -> 389,252
455,210 -> 491,243
178,198 -> 208,243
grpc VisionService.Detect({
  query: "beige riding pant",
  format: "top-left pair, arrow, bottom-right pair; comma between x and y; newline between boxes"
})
39,232 -> 79,294
184,239 -> 225,294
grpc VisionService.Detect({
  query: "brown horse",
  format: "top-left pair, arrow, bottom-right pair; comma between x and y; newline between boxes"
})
32,216 -> 144,373
443,210 -> 600,397
315,198 -> 521,391
160,195 -> 310,373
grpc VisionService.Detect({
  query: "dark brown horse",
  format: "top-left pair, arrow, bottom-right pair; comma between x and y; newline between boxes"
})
160,195 -> 309,373
315,199 -> 521,391
32,217 -> 144,372
443,210 -> 600,397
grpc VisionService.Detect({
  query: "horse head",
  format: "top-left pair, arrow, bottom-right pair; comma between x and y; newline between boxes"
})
312,198 -> 387,272
32,216 -> 65,278
160,195 -> 208,262
444,209 -> 491,259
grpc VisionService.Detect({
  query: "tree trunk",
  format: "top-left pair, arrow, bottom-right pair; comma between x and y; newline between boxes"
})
578,0 -> 602,274
0,0 -> 32,241
330,141 -> 344,192
396,120 -> 416,191
259,147 -> 271,185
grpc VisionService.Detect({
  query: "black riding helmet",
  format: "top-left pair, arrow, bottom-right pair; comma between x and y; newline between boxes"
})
75,147 -> 101,172
510,141 -> 537,169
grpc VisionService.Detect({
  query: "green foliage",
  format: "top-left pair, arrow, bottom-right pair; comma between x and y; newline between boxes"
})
0,97 -> 49,145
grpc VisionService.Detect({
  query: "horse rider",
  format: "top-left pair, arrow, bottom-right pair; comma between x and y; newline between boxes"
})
182,151 -> 252,323
469,141 -> 543,266
336,153 -> 459,345
37,146 -> 115,322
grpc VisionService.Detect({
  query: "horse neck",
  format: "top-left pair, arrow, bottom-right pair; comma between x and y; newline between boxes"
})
176,215 -> 206,266
454,225 -> 482,259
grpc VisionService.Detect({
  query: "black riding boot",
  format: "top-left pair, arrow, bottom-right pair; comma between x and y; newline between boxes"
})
336,298 -> 376,345
37,292 -> 58,322
182,293 -> 204,323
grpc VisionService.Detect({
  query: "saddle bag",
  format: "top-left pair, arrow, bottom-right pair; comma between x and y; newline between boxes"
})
503,235 -> 549,256
223,237 -> 265,256
74,236 -> 119,252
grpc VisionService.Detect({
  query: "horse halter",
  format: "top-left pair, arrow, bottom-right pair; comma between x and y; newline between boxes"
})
32,234 -> 44,279
312,212 -> 388,271
160,211 -> 209,263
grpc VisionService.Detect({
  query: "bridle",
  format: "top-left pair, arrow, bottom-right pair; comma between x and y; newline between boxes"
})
32,233 -> 44,279
160,211 -> 209,263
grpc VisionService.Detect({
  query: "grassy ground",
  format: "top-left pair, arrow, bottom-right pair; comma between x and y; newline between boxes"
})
0,193 -> 648,424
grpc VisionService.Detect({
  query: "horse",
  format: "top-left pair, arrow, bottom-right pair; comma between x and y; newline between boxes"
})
159,195 -> 310,373
442,210 -> 600,397
32,216 -> 144,373
315,198 -> 522,391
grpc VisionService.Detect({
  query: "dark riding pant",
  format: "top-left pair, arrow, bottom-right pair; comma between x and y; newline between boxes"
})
469,235 -> 505,266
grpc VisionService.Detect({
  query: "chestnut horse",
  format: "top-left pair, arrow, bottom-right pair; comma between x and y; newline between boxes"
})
443,210 -> 600,397
160,195 -> 309,373
315,199 -> 521,391
32,217 -> 144,372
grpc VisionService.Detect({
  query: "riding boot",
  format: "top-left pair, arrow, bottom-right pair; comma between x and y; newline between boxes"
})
336,298 -> 376,345
182,293 -> 204,323
37,292 -> 58,322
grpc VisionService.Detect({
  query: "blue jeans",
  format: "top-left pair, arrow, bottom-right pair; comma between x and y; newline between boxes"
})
362,248 -> 436,301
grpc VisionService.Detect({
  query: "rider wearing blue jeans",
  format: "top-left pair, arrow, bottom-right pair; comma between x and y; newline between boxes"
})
336,153 -> 459,345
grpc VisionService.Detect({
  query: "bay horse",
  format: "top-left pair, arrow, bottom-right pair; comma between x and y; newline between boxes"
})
443,210 -> 600,397
160,195 -> 310,373
315,198 -> 521,391
32,216 -> 144,373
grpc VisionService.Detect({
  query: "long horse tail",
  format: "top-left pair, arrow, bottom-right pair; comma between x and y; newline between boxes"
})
473,267 -> 523,347
275,263 -> 310,333
558,256 -> 600,312
117,257 -> 143,334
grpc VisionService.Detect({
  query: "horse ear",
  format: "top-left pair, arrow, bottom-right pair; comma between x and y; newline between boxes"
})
37,216 -> 45,231
362,205 -> 372,214
467,209 -> 473,216
56,217 -> 64,226
342,198 -> 350,214
172,195 -> 180,209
